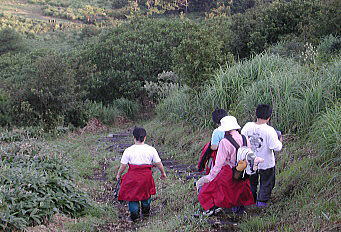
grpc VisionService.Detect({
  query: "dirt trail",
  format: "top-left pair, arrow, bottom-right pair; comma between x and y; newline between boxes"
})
89,128 -> 206,231
1,0 -> 83,24
84,127 -> 250,231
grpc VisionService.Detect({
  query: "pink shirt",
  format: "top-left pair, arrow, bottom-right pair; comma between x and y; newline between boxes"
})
206,130 -> 249,182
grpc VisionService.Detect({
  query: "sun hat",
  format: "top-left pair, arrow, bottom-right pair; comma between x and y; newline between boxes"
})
218,116 -> 241,131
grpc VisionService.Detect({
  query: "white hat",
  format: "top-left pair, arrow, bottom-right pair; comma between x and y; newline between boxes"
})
217,116 -> 241,132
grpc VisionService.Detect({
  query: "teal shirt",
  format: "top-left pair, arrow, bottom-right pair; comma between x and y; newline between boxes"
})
211,129 -> 225,146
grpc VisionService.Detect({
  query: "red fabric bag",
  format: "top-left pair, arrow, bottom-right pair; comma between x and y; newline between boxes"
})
118,164 -> 156,201
198,165 -> 254,210
197,142 -> 217,174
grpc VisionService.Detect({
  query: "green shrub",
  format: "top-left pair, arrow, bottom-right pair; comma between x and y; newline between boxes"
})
317,34 -> 341,63
0,28 -> 25,55
143,71 -> 181,102
84,100 -> 122,125
0,90 -> 12,127
156,86 -> 193,124
156,54 -> 300,128
111,0 -> 129,9
229,0 -> 340,58
0,141 -> 89,230
8,53 -> 84,130
171,26 -> 231,88
0,127 -> 45,142
268,40 -> 306,61
77,18 -> 190,101
0,14 -> 53,34
77,18 -> 233,101
113,98 -> 140,120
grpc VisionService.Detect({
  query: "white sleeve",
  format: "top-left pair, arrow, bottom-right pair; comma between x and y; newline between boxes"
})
151,147 -> 161,163
121,149 -> 130,164
268,128 -> 282,151
241,122 -> 250,136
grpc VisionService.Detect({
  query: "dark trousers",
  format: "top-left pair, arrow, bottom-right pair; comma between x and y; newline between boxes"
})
128,198 -> 151,220
250,167 -> 275,203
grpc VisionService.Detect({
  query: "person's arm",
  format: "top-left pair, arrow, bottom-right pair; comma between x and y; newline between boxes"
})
154,162 -> 166,179
116,163 -> 128,181
210,144 -> 218,150
205,139 -> 230,182
210,130 -> 221,150
269,128 -> 282,152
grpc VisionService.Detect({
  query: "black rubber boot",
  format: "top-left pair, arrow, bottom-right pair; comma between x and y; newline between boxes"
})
141,205 -> 150,217
130,211 -> 140,222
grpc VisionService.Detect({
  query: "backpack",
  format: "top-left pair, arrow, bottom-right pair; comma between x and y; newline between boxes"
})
197,142 -> 217,174
225,132 -> 256,180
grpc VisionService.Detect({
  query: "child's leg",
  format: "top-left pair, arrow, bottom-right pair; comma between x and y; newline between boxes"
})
141,198 -> 152,217
128,201 -> 140,221
258,167 -> 275,202
249,171 -> 259,202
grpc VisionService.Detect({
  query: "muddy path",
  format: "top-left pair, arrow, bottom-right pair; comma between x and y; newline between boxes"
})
87,128 -> 205,231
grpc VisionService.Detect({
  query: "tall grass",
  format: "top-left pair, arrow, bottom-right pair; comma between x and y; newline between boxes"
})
309,103 -> 341,159
157,53 -> 341,134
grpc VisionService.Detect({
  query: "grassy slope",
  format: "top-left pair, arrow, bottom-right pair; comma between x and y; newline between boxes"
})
143,119 -> 341,232
7,115 -> 339,231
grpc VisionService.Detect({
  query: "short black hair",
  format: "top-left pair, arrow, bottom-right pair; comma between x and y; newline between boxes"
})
212,108 -> 228,124
133,127 -> 146,142
256,104 -> 272,120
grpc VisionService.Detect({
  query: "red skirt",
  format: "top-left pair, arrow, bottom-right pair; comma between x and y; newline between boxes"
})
198,165 -> 254,210
118,164 -> 156,201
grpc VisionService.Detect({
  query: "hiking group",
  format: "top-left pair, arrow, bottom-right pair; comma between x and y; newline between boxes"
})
115,104 -> 283,222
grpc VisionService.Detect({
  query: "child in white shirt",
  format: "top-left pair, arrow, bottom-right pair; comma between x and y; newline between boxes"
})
241,104 -> 282,207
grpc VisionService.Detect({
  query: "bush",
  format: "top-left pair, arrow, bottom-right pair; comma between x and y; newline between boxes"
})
0,90 -> 12,127
0,141 -> 89,230
77,18 -> 191,101
172,26 -> 231,88
157,54 -> 299,128
144,71 -> 181,102
8,53 -> 84,130
0,127 -> 44,142
317,35 -> 341,63
84,101 -> 122,125
113,98 -> 140,120
76,18 -> 233,102
156,86 -> 193,124
0,28 -> 25,55
229,0 -> 340,58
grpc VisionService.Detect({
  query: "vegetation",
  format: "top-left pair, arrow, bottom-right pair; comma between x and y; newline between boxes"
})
0,138 -> 89,230
0,0 -> 340,231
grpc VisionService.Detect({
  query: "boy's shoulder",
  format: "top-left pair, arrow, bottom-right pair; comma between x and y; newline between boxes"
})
213,128 -> 225,133
242,122 -> 255,130
212,128 -> 225,137
143,144 -> 157,152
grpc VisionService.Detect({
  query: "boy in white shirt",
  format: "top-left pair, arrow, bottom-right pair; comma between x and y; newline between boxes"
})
241,104 -> 282,207
116,127 -> 166,221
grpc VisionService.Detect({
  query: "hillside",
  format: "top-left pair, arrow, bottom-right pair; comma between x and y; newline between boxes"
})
0,0 -> 340,231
